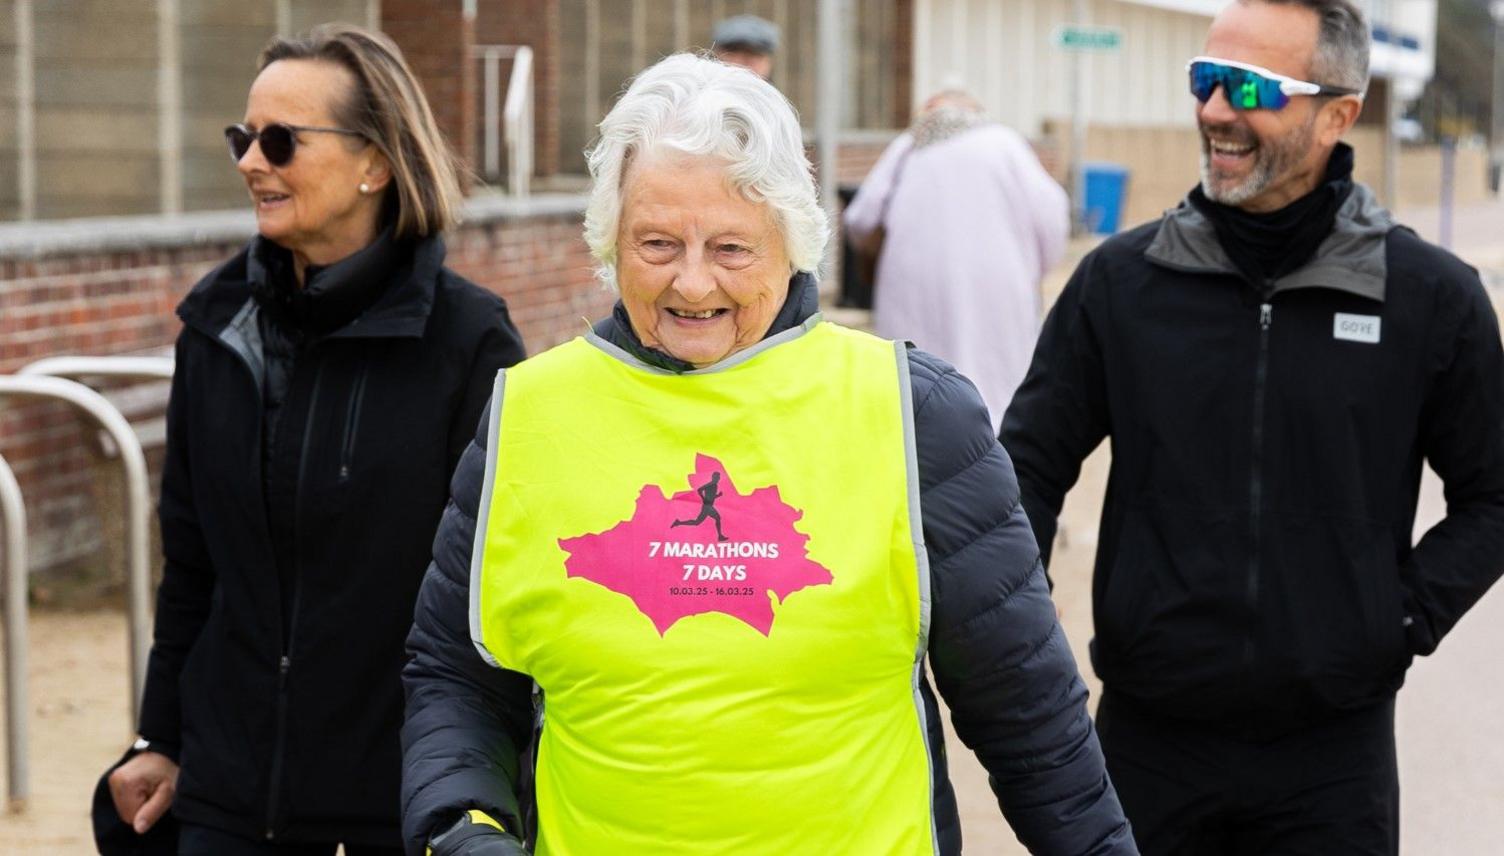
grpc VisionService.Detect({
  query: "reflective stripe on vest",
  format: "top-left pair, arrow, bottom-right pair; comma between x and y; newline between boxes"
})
469,318 -> 936,855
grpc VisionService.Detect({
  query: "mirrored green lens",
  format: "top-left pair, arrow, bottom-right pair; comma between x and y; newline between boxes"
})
1188,61 -> 1290,111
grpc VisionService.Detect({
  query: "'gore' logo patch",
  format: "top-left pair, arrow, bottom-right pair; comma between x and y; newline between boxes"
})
558,454 -> 832,636
1333,313 -> 1381,344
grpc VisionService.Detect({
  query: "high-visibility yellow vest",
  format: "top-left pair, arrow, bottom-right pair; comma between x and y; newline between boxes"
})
469,318 -> 936,855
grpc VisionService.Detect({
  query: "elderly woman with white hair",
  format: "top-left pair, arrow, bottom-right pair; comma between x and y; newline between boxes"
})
399,54 -> 1135,856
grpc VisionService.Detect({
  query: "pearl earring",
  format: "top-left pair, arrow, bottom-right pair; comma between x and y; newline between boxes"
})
359,182 -> 371,194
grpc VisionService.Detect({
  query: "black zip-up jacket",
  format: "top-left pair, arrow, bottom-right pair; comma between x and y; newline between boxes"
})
137,233 -> 525,845
399,274 -> 1137,856
1001,182 -> 1504,733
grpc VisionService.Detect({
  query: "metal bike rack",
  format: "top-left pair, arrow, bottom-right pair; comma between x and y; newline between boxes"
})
16,357 -> 174,729
0,373 -> 158,785
0,453 -> 27,810
19,355 -> 174,385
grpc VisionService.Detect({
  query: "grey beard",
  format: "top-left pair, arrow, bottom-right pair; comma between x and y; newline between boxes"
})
1198,112 -> 1317,207
1200,150 -> 1274,206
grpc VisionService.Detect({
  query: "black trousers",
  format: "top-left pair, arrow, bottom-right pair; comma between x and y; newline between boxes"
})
1096,691 -> 1399,856
178,823 -> 403,856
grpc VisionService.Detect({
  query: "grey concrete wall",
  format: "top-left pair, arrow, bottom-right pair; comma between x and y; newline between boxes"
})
287,0 -> 370,34
33,0 -> 161,218
0,0 -> 385,221
180,2 -> 275,211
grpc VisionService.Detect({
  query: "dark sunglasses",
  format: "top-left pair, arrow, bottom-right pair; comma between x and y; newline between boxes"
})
224,122 -> 365,167
1187,56 -> 1360,111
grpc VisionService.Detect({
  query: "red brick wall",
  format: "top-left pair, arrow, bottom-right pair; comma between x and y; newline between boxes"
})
475,0 -> 560,178
0,207 -> 607,581
446,212 -> 611,349
382,0 -> 477,176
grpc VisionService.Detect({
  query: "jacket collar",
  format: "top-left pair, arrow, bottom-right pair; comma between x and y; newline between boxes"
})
589,270 -> 822,374
1146,180 -> 1395,302
178,231 -> 445,341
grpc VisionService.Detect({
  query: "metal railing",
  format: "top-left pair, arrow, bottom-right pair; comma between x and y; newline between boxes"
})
0,452 -> 27,810
0,373 -> 161,806
0,358 -> 173,807
17,357 -> 173,720
473,44 -> 534,198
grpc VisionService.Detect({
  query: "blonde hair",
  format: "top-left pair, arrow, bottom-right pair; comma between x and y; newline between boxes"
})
259,23 -> 464,238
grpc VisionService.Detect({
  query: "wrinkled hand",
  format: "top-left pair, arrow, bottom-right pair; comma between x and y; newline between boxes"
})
107,750 -> 179,834
429,815 -> 529,856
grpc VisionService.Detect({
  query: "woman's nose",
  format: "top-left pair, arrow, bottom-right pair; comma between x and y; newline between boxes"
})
672,263 -> 717,302
237,139 -> 270,175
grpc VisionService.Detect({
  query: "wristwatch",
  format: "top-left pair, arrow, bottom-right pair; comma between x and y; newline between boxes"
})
131,736 -> 153,753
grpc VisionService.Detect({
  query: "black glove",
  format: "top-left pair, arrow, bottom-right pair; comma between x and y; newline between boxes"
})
427,811 -> 528,856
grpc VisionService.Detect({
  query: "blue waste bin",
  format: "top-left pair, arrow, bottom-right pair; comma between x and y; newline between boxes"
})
1083,163 -> 1130,234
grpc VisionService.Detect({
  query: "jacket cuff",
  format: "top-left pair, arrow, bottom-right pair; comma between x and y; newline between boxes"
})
136,735 -> 181,764
1401,591 -> 1437,656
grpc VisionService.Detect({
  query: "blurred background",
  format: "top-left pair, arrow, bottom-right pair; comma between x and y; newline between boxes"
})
0,1 -> 1501,853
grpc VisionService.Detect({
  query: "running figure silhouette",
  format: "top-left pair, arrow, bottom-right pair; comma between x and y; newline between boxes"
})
672,471 -> 729,541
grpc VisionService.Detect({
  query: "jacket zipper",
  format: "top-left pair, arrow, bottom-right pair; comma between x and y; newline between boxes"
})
1245,300 -> 1273,665
265,360 -> 323,839
338,363 -> 368,481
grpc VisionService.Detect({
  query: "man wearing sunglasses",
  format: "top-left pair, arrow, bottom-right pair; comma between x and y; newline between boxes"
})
1002,1 -> 1504,854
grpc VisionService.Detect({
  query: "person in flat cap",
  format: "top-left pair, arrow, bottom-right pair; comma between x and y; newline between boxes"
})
712,14 -> 779,80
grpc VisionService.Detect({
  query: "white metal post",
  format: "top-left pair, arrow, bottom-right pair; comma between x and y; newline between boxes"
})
157,0 -> 182,215
1492,2 -> 1504,193
504,46 -> 534,198
0,453 -> 27,810
4,367 -> 168,726
1439,137 -> 1454,248
817,0 -> 842,289
483,48 -> 501,178
585,0 -> 600,128
15,0 -> 36,221
1070,0 -> 1089,233
674,0 -> 689,49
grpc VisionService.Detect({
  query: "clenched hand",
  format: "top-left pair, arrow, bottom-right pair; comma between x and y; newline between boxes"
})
108,751 -> 179,834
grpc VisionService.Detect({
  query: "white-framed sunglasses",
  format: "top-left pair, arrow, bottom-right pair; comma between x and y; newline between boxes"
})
1187,56 -> 1361,111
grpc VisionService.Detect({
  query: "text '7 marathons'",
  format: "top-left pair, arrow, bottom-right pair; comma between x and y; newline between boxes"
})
650,540 -> 780,584
648,540 -> 781,560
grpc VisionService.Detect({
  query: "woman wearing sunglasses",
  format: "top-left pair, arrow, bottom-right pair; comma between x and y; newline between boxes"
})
100,24 -> 525,856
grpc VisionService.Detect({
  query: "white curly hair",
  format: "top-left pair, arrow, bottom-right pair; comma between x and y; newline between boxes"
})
583,53 -> 829,289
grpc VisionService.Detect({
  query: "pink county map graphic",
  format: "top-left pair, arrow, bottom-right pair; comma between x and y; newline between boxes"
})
558,454 -> 833,636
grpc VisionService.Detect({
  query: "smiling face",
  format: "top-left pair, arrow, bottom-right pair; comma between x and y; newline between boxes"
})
1197,2 -> 1358,212
238,59 -> 389,273
615,150 -> 792,368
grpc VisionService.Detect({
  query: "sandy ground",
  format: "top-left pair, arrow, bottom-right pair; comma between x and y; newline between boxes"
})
1,198 -> 1501,854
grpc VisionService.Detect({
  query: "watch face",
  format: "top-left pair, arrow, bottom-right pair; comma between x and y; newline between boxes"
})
132,737 -> 150,752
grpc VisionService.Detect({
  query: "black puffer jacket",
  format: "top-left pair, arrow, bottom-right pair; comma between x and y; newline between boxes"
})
1002,182 -> 1504,734
138,233 -> 525,845
400,275 -> 1136,855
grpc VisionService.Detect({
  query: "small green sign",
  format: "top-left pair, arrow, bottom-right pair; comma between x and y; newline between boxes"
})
1055,26 -> 1122,52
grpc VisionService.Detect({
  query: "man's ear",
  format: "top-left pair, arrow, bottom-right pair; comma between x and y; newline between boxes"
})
1318,94 -> 1363,147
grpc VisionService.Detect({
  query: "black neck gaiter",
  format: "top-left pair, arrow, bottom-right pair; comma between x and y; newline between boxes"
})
250,226 -> 408,341
1190,142 -> 1355,289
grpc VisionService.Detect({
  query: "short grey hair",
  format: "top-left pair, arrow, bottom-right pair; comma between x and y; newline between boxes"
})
583,53 -> 829,288
1245,0 -> 1370,92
